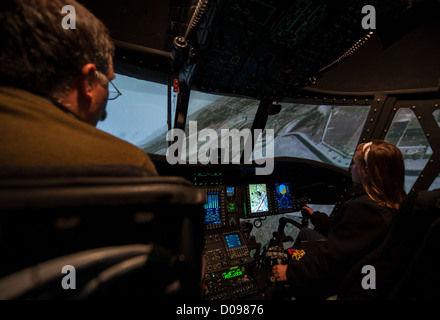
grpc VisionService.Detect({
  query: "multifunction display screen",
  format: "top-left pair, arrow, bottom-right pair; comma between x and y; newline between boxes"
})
225,233 -> 242,248
275,182 -> 293,211
248,183 -> 269,214
204,192 -> 222,226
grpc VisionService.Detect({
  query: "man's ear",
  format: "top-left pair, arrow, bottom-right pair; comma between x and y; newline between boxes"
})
77,64 -> 98,101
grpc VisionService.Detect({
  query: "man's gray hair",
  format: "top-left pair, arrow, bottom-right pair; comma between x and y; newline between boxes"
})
0,0 -> 115,100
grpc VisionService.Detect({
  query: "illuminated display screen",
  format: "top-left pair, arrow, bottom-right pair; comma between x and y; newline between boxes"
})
275,182 -> 293,211
204,192 -> 221,226
226,186 -> 235,198
248,183 -> 269,213
193,172 -> 223,186
225,233 -> 242,248
223,267 -> 243,279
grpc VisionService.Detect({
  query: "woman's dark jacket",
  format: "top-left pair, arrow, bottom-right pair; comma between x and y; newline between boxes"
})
286,184 -> 395,299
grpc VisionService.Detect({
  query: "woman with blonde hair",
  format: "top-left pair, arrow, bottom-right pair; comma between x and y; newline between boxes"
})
271,140 -> 406,299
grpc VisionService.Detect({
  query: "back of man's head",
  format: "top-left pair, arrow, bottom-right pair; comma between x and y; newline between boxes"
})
0,0 -> 114,101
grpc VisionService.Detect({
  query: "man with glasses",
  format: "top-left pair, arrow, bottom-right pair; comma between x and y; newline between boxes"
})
0,0 -> 157,174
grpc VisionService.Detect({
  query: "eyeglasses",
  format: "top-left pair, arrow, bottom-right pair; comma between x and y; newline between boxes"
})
108,80 -> 122,100
96,71 -> 122,101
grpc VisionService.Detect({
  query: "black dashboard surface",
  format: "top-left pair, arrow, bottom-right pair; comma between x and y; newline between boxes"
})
151,155 -> 352,207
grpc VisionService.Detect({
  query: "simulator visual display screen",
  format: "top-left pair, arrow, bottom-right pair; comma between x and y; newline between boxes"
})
248,183 -> 269,213
275,182 -> 293,211
204,192 -> 222,226
225,233 -> 242,249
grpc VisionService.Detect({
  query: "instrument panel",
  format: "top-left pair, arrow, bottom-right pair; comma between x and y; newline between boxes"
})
201,181 -> 302,232
198,180 -> 303,299
152,157 -> 352,300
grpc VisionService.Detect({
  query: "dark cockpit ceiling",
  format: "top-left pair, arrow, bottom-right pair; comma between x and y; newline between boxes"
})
80,0 -> 440,100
